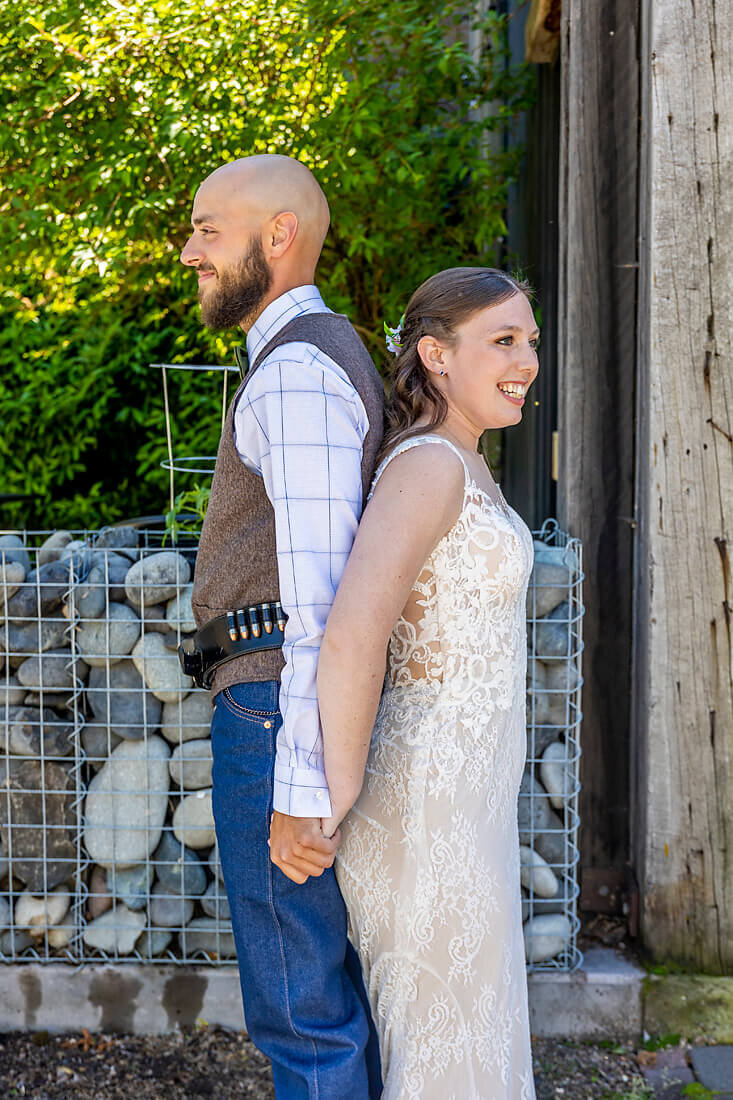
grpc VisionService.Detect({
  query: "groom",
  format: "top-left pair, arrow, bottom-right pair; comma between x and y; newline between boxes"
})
180,155 -> 383,1099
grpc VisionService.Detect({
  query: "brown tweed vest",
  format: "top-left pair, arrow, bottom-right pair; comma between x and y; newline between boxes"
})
191,311 -> 385,695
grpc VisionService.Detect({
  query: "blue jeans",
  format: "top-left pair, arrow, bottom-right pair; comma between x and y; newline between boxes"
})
210,680 -> 381,1100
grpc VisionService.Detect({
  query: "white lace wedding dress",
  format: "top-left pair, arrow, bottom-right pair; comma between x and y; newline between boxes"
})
335,435 -> 536,1100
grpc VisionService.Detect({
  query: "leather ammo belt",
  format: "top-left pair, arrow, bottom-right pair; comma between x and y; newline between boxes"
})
178,601 -> 286,690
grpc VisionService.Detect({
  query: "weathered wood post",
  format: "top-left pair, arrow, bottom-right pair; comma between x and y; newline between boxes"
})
632,0 -> 733,971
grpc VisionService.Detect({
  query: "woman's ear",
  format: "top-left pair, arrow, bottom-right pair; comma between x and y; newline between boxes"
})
417,335 -> 447,377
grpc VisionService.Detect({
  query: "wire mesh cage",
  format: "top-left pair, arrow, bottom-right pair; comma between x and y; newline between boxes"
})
1,522 -> 582,969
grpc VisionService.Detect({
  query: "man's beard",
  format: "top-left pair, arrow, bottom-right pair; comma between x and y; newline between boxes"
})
199,235 -> 273,330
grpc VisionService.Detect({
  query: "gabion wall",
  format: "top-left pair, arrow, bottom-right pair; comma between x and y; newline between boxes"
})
1,523 -> 582,970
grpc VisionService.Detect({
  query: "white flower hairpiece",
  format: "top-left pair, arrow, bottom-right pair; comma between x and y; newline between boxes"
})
383,313 -> 406,355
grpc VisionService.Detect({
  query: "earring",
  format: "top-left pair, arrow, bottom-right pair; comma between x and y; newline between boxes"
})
439,370 -> 445,376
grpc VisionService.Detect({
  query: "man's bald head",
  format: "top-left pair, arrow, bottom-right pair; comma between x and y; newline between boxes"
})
180,155 -> 331,330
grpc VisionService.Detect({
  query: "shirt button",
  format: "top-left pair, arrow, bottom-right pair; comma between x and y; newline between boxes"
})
315,791 -> 324,801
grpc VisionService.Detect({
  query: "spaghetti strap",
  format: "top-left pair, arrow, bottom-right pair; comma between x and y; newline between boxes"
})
368,434 -> 470,501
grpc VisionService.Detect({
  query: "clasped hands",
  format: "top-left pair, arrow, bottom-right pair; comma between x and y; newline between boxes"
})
268,810 -> 344,884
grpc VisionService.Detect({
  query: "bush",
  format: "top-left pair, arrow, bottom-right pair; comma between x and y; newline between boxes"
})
0,0 -> 532,528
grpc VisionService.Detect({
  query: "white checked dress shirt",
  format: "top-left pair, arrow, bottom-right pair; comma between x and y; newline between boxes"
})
233,286 -> 369,817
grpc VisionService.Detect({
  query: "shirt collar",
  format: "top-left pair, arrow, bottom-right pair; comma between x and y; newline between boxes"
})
245,285 -> 331,366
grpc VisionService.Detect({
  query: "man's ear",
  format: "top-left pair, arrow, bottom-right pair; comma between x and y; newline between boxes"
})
268,211 -> 298,257
417,334 -> 446,376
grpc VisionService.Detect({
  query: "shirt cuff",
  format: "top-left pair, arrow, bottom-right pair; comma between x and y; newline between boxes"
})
273,762 -> 333,818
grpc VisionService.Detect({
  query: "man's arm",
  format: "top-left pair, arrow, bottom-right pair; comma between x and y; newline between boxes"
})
233,345 -> 369,880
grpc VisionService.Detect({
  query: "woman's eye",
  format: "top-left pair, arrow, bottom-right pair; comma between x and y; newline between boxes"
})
496,336 -> 513,345
530,338 -> 539,350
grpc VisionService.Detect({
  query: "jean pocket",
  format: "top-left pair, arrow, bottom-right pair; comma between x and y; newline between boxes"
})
219,687 -> 279,723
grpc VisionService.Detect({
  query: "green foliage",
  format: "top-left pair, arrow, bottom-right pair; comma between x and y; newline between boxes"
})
0,0 -> 533,528
164,484 -> 210,543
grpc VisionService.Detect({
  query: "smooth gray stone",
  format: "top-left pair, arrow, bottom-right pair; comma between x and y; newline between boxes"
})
165,585 -> 196,633
99,553 -> 134,602
533,539 -> 580,574
518,772 -> 568,864
0,757 -> 76,891
161,691 -> 212,744
83,735 -> 170,869
22,692 -> 75,712
136,927 -> 173,957
5,559 -> 78,619
521,891 -> 570,921
0,837 -> 8,880
150,880 -> 194,928
8,707 -> 74,759
125,552 -> 191,607
172,789 -> 215,850
64,564 -> 108,621
0,895 -> 10,931
523,913 -> 572,963
154,832 -> 207,897
132,632 -> 192,702
95,526 -> 140,551
208,839 -> 224,884
87,660 -> 162,741
3,614 -> 68,656
16,649 -> 87,692
200,879 -> 230,921
0,562 -> 26,609
132,601 -> 171,635
534,823 -> 568,866
545,659 -> 582,694
182,917 -> 237,958
154,833 -> 207,896
526,725 -> 565,759
527,560 -> 571,618
1,675 -> 26,706
77,602 -> 140,667
0,929 -> 34,955
169,738 -> 213,791
0,535 -> 30,573
108,862 -> 155,911
532,602 -> 572,659
37,531 -> 73,567
81,724 -> 123,769
540,740 -> 576,809
519,845 -> 559,898
82,904 -> 146,954
527,659 -> 551,726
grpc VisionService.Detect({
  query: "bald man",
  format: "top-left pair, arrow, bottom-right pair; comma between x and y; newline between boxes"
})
180,156 -> 383,1098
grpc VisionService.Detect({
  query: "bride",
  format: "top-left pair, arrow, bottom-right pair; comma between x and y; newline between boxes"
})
317,267 -> 539,1099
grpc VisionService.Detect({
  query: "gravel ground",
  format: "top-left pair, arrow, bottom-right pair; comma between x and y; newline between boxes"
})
0,1028 -> 654,1099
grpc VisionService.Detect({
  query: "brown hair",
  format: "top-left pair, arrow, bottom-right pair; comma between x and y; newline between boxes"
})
379,266 -> 532,461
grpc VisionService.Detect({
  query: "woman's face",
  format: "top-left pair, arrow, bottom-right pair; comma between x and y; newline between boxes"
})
437,292 -> 540,433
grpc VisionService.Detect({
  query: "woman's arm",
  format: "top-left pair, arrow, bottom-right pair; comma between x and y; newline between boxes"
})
317,443 -> 465,836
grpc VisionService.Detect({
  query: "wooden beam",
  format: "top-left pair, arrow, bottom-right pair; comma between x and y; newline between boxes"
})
633,0 -> 733,972
526,0 -> 561,64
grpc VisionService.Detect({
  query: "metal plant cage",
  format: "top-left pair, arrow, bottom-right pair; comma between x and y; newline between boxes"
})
1,522 -> 582,971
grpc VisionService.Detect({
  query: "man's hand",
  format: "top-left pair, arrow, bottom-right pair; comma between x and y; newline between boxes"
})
268,811 -> 341,884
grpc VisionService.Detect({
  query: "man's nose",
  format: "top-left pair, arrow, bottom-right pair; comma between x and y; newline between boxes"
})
180,235 -> 200,267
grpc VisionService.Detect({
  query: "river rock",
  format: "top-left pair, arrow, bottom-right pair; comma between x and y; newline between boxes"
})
0,757 -> 76,891
63,564 -> 107,621
83,736 -> 170,868
135,602 -> 170,635
526,660 -> 551,726
150,880 -> 194,928
201,879 -> 230,921
87,865 -> 112,919
208,839 -> 224,883
169,739 -> 213,791
518,772 -> 567,864
0,929 -> 34,954
82,725 -> 123,769
4,559 -> 76,620
125,552 -> 191,607
0,562 -> 26,609
96,526 -> 140,551
540,740 -> 576,809
533,602 -> 572,659
0,535 -> 30,572
154,831 -> 207,897
182,917 -> 237,958
132,632 -> 192,702
16,650 -> 86,693
533,539 -> 580,574
8,707 -> 74,758
545,659 -> 581,695
519,846 -> 559,898
527,560 -> 571,618
526,724 -> 563,758
38,531 -> 73,567
1,675 -> 26,706
172,789 -> 215,850
87,660 -> 162,741
161,691 -> 211,744
108,862 -> 155,911
15,886 -> 71,933
82,904 -> 146,954
136,928 -> 173,956
0,896 -> 10,931
165,585 -> 196,633
523,913 -> 572,964
77,602 -> 140,667
4,614 -> 68,656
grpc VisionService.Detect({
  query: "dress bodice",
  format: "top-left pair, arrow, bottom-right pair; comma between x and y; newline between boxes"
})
370,435 -> 534,714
